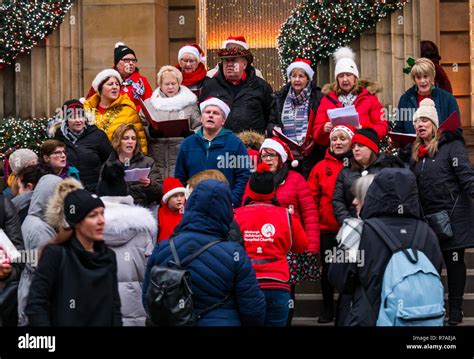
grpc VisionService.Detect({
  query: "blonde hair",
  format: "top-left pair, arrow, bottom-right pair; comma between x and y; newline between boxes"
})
351,174 -> 375,209
289,68 -> 309,80
111,123 -> 140,154
157,65 -> 183,86
335,75 -> 359,96
188,170 -> 229,190
411,129 -> 440,162
410,58 -> 435,84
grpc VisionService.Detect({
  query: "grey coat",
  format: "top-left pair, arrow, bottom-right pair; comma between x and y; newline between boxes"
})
101,196 -> 156,326
18,174 -> 63,326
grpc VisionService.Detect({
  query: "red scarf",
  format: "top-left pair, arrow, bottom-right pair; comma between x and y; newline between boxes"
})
157,202 -> 183,241
179,62 -> 207,88
418,144 -> 428,159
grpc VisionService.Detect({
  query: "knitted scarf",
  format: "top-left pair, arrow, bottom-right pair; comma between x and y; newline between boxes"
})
61,120 -> 85,144
281,86 -> 311,144
338,92 -> 357,107
180,62 -> 207,88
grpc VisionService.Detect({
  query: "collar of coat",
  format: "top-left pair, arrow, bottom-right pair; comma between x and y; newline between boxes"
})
84,92 -> 136,113
321,79 -> 381,96
150,85 -> 197,112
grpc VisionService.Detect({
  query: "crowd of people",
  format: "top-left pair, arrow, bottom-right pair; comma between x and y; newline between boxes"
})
0,35 -> 472,327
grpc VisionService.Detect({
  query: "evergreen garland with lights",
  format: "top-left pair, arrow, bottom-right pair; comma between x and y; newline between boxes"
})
0,0 -> 74,68
278,0 -> 407,78
0,117 -> 50,159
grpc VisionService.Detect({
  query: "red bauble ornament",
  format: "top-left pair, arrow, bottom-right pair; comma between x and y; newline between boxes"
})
341,25 -> 347,33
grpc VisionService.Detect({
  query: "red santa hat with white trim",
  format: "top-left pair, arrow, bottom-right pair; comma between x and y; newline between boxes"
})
162,177 -> 186,204
287,58 -> 314,80
222,36 -> 250,50
260,137 -> 299,168
178,43 -> 206,64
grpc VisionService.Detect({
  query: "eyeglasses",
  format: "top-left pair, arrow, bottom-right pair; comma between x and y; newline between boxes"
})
180,59 -> 197,64
50,150 -> 67,157
260,154 -> 278,160
121,58 -> 137,64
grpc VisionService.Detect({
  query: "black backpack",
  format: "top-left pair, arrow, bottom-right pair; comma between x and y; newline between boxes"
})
146,238 -> 227,326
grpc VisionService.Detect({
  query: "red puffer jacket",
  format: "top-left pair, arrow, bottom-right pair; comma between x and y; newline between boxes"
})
312,80 -> 388,146
242,170 -> 320,252
307,149 -> 345,233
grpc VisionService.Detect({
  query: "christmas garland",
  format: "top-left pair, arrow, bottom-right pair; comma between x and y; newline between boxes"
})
0,117 -> 50,159
278,0 -> 407,78
0,0 -> 74,69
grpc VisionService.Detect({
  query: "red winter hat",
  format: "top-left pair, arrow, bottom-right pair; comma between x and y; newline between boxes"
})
260,137 -> 299,168
162,177 -> 186,204
222,36 -> 249,50
287,58 -> 314,80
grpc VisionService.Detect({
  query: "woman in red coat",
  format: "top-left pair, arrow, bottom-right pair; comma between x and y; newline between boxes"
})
307,125 -> 353,323
312,47 -> 388,146
242,137 -> 320,325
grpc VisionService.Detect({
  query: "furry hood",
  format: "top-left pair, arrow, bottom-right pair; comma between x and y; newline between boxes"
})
237,130 -> 265,151
321,79 -> 382,96
45,178 -> 84,231
150,85 -> 197,112
101,196 -> 158,246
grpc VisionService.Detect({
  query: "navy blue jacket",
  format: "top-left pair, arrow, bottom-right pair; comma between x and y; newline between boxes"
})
174,128 -> 251,207
143,180 -> 266,326
394,85 -> 460,134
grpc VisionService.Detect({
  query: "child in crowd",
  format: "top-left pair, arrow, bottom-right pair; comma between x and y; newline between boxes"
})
157,177 -> 186,241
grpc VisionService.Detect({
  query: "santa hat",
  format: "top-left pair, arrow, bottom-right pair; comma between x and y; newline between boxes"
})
178,43 -> 206,64
199,97 -> 231,119
330,125 -> 355,140
287,58 -> 314,80
352,128 -> 379,154
162,177 -> 186,204
114,42 -> 136,66
247,163 -> 275,201
92,69 -> 123,92
260,138 -> 299,168
333,46 -> 359,78
413,98 -> 439,128
222,36 -> 249,50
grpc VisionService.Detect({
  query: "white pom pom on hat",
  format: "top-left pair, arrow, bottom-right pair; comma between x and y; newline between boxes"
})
333,46 -> 359,78
115,41 -> 126,48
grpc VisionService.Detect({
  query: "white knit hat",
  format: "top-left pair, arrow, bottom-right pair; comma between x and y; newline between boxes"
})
9,149 -> 38,172
334,47 -> 359,78
92,69 -> 123,92
178,44 -> 206,63
199,97 -> 231,119
286,58 -> 314,80
413,98 -> 439,128
330,125 -> 354,140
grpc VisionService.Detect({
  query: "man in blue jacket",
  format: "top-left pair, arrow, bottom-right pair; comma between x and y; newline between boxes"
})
143,180 -> 266,326
175,97 -> 251,207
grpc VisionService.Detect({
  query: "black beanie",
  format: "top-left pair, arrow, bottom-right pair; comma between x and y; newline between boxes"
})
248,163 -> 275,201
114,42 -> 136,66
97,162 -> 128,197
351,128 -> 380,154
62,99 -> 84,121
64,189 -> 105,227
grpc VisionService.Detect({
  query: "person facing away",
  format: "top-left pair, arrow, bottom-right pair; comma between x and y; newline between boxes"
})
143,180 -> 266,326
234,162 -> 308,326
25,189 -> 122,326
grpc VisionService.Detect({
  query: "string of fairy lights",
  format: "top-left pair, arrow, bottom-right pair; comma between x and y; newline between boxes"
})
278,0 -> 408,80
0,0 -> 74,68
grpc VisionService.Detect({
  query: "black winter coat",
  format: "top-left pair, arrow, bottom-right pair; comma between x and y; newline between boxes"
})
332,154 -> 405,225
199,65 -> 273,134
411,130 -> 474,251
101,151 -> 163,208
25,236 -> 122,326
328,168 -> 443,326
55,126 -> 113,192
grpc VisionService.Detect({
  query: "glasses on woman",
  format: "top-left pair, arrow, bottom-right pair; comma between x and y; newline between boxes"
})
180,59 -> 197,64
121,58 -> 137,64
50,150 -> 67,157
260,154 -> 278,161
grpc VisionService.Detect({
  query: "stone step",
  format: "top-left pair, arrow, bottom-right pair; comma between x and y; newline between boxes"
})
294,293 -> 474,318
291,316 -> 474,326
296,269 -> 474,294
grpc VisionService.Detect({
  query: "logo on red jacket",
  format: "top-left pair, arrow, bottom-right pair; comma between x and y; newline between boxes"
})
261,224 -> 276,238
